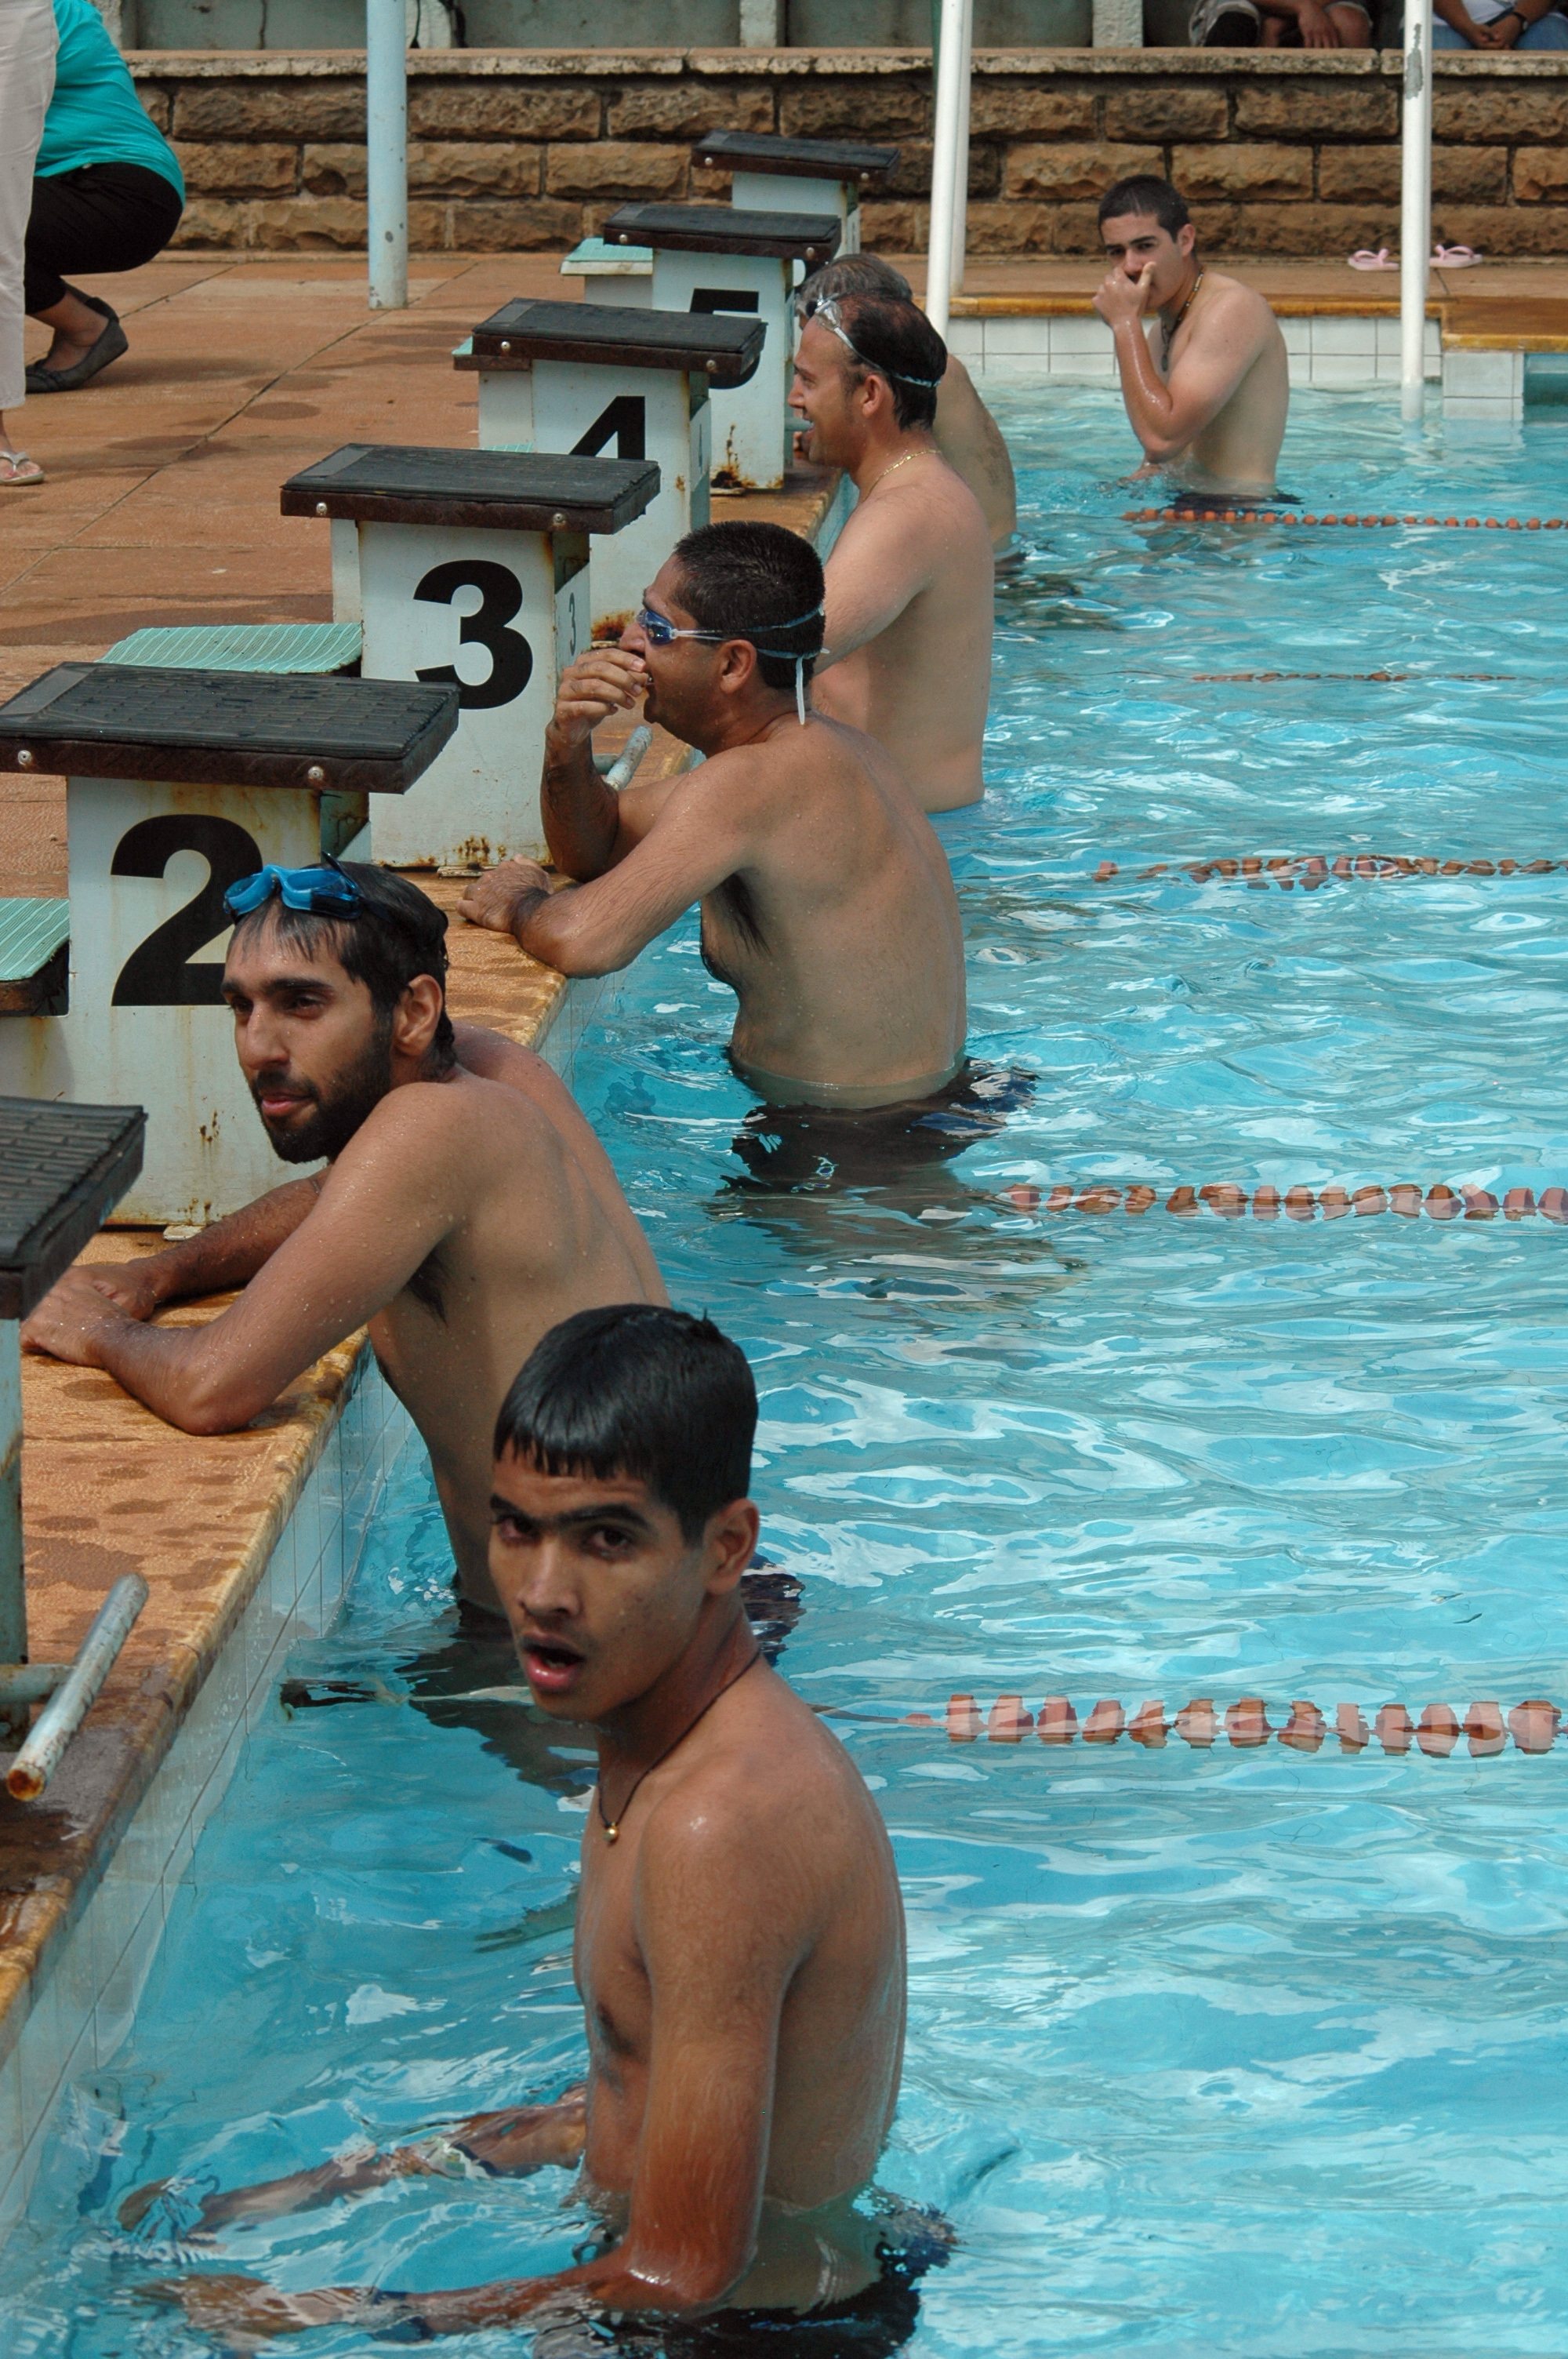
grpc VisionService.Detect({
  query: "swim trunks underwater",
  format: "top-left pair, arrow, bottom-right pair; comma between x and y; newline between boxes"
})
1167,488 -> 1301,517
728,1062 -> 1036,1197
527,2213 -> 952,2358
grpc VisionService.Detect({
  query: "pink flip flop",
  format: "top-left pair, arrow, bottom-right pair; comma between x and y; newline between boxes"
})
1434,244 -> 1483,267
1348,248 -> 1397,271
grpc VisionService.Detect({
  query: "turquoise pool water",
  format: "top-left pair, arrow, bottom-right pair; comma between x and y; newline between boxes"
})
10,384 -> 1568,2355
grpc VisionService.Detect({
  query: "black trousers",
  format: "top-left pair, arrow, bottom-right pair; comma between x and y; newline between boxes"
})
24,161 -> 183,313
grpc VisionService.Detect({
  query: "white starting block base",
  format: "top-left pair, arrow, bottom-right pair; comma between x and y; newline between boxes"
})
731,172 -> 860,256
596,253 -> 793,492
477,364 -> 710,641
0,779 -> 333,1224
358,522 -> 588,868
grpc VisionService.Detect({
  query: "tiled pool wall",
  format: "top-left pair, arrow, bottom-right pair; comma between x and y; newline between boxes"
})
0,976 -> 615,2247
0,1350 -> 414,2244
946,311 -> 1445,388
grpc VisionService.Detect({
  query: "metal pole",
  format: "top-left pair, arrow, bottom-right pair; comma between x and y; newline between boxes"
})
1400,0 -> 1432,423
926,0 -> 969,340
0,1329 -> 23,1750
7,1576 -> 148,1801
949,0 -> 974,299
366,0 -> 408,313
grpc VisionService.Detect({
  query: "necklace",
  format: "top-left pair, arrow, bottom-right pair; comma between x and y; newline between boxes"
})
1160,267 -> 1205,369
864,446 -> 935,498
594,1645 -> 763,1845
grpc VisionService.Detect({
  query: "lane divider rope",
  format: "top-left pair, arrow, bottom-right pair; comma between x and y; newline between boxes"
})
1124,509 -> 1566,531
1000,1183 -> 1568,1221
1087,856 -> 1563,885
912,1693 -> 1563,1757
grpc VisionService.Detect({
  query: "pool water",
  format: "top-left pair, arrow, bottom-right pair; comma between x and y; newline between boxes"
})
10,385 -> 1568,2356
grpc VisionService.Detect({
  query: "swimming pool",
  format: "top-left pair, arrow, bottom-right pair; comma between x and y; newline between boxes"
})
9,383 -> 1568,2354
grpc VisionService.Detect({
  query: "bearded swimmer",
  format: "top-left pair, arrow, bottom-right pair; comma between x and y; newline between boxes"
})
20,863 -> 662,1620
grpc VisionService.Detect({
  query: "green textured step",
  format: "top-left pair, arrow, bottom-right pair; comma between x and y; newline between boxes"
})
102,623 -> 362,674
562,237 -> 652,274
0,898 -> 68,984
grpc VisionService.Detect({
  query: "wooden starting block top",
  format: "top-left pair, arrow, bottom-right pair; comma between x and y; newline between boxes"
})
0,1100 -> 144,1318
0,663 -> 458,795
281,443 -> 661,535
603,203 -> 841,265
461,299 -> 766,387
691,129 -> 900,187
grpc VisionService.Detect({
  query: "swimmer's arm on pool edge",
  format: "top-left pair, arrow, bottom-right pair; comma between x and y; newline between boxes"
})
539,645 -> 687,881
20,1085 -> 477,1432
462,760 -> 760,980
142,1794 -> 804,2339
1094,267 -> 1272,465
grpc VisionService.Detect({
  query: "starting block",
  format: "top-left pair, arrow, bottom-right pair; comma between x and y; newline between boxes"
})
601,203 -> 840,490
0,663 -> 457,1224
690,130 -> 900,260
458,300 -> 766,640
282,445 -> 659,867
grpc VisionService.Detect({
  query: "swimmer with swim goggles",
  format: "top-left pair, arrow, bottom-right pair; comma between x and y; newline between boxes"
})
633,596 -> 825,726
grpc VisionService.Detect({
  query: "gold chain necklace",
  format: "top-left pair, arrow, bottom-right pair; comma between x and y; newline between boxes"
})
1161,267 -> 1205,368
864,446 -> 935,498
595,1645 -> 762,1845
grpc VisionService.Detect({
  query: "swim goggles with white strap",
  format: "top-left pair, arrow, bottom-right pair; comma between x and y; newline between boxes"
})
634,601 -> 826,725
799,296 -> 944,390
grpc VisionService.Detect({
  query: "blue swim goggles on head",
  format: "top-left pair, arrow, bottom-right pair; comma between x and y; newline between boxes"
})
223,862 -> 362,921
634,602 -> 826,725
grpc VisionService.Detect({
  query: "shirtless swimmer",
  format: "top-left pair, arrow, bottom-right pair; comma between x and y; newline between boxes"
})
796,255 -> 1019,565
1094,174 -> 1289,504
458,518 -> 968,1115
20,864 -> 663,1618
140,1305 -> 931,2350
787,293 -> 994,812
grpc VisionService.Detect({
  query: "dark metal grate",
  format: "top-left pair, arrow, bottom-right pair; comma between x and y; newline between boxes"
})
603,204 -> 841,263
0,665 -> 453,760
691,130 -> 900,182
285,444 -> 658,525
0,1100 -> 145,1317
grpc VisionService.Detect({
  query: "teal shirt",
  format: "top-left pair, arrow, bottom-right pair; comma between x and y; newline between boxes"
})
34,0 -> 185,202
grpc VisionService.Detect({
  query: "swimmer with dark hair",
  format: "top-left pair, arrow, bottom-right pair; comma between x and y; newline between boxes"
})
141,1306 -> 938,2351
458,518 -> 969,1117
1094,174 -> 1290,508
797,255 -> 1018,564
786,291 -> 993,811
21,863 -> 665,1623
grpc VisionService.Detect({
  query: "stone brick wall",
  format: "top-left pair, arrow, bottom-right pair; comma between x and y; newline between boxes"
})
129,48 -> 1568,260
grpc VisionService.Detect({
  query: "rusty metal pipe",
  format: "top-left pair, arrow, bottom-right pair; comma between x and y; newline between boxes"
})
0,1663 -> 70,1705
6,1576 -> 148,1802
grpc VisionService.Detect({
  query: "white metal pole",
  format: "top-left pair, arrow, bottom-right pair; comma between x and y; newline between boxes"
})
366,0 -> 408,313
1399,0 -> 1432,423
925,0 -> 968,340
949,0 -> 974,298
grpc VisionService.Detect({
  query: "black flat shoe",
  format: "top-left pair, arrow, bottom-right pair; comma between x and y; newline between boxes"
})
26,306 -> 128,393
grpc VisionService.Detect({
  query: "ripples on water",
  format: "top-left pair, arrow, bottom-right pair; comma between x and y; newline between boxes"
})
10,387 -> 1568,2357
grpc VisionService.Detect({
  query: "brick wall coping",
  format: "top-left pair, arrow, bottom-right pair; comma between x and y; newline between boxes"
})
124,45 -> 1568,82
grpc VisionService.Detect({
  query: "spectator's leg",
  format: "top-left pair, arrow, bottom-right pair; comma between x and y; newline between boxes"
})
1429,20 -> 1472,41
1518,10 -> 1568,42
0,0 -> 56,478
26,163 -> 182,383
1328,2 -> 1374,39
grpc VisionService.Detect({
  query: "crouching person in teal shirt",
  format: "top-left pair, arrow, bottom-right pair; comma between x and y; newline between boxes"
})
26,0 -> 183,393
